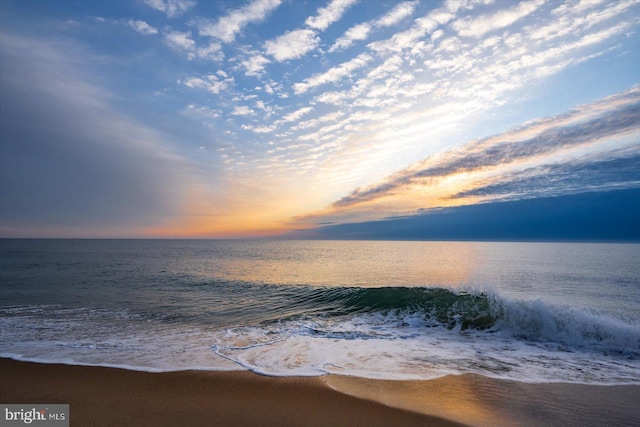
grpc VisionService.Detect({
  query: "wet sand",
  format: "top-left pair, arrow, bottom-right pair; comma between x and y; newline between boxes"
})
1,358 -> 638,426
325,373 -> 640,426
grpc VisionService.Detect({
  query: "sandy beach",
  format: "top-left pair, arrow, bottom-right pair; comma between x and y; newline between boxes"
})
2,358 -> 638,426
0,358 -> 457,426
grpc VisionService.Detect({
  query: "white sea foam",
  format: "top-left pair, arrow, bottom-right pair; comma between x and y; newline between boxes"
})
209,306 -> 640,383
498,297 -> 640,352
0,305 -> 238,373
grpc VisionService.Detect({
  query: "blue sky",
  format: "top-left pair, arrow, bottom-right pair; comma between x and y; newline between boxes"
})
0,0 -> 639,238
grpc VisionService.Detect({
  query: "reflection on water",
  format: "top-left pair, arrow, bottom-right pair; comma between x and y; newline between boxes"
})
190,240 -> 479,288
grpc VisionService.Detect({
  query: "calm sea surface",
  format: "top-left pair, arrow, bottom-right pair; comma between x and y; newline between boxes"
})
1,239 -> 638,383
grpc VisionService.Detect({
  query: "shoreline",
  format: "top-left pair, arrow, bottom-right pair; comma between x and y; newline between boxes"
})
2,358 -> 639,426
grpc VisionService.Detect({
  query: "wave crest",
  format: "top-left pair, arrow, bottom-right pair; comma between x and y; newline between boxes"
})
268,285 -> 639,354
315,287 -> 497,330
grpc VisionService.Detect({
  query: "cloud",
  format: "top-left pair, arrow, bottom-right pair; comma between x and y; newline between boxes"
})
184,104 -> 221,120
263,0 -> 358,62
128,20 -> 158,35
452,0 -> 545,38
164,31 -> 224,61
197,42 -> 224,61
282,106 -> 314,122
333,87 -> 640,208
232,105 -> 255,116
292,111 -> 345,131
305,0 -> 359,31
256,0 -> 634,212
449,148 -> 640,200
239,53 -> 270,76
164,30 -> 196,58
264,28 -> 320,61
143,0 -> 196,18
181,74 -> 234,94
329,1 -> 417,52
375,0 -> 417,27
296,0 -> 634,165
197,0 -> 282,43
330,23 -> 371,51
367,4 -> 455,53
293,52 -> 373,94
242,124 -> 276,133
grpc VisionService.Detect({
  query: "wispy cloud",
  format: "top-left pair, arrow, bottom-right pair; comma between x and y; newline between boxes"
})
293,52 -> 373,94
282,106 -> 314,122
263,0 -> 358,63
180,0 -> 637,157
305,0 -> 359,31
332,87 -> 640,208
197,0 -> 281,43
264,28 -> 320,61
238,52 -> 270,76
276,0 -> 636,189
197,42 -> 224,61
183,104 -> 221,121
452,0 -> 545,38
181,73 -> 234,94
128,20 -> 158,35
164,30 -> 196,58
449,147 -> 640,200
232,105 -> 255,116
164,30 -> 225,61
329,1 -> 417,52
366,3 -> 456,54
143,0 -> 196,18
330,23 -> 371,52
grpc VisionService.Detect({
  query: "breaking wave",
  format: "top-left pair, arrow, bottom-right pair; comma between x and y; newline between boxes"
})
2,286 -> 639,382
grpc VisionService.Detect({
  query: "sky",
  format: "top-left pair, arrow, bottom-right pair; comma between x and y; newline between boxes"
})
0,0 -> 639,239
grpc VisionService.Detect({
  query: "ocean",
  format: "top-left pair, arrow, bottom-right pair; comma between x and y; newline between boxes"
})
1,239 -> 638,384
